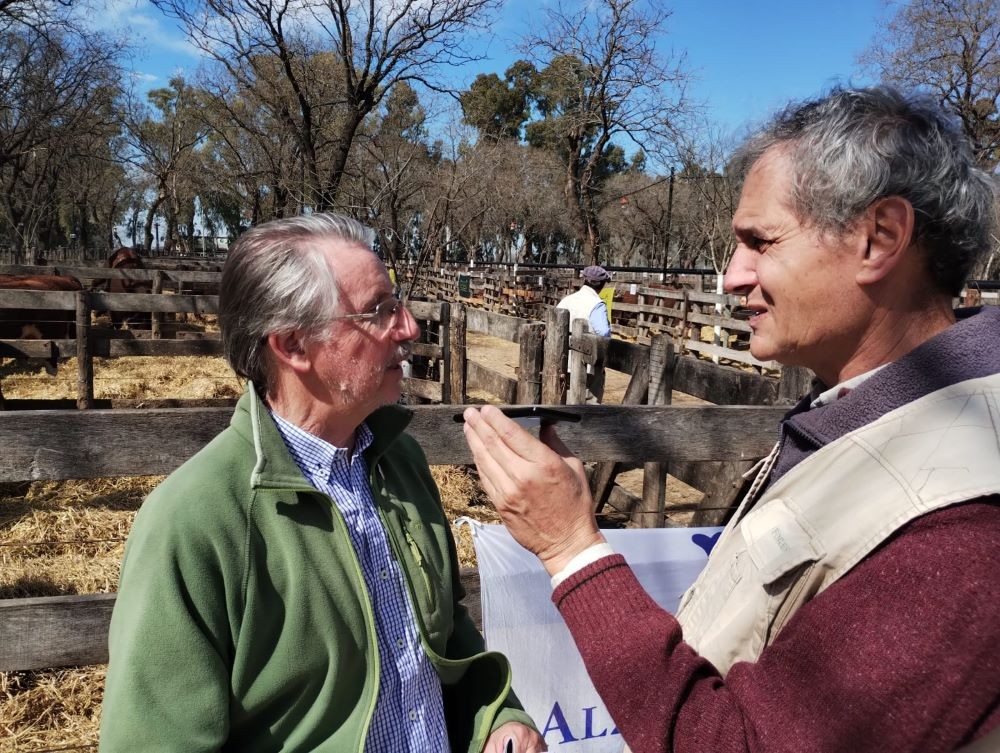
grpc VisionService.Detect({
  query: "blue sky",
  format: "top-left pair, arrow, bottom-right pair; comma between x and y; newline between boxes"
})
102,0 -> 886,138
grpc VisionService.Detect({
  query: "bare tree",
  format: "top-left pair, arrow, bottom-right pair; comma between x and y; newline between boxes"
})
524,0 -> 690,264
674,126 -> 740,275
152,0 -> 500,211
861,0 -> 1000,170
0,20 -> 125,255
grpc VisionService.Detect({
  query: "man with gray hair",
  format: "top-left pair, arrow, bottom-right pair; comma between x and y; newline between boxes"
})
101,213 -> 544,753
462,87 -> 1000,751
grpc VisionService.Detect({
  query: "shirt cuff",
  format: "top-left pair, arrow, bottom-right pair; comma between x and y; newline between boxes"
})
550,543 -> 617,589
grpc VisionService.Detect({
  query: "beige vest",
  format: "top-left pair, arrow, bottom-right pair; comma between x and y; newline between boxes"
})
675,373 -> 1000,675
557,285 -> 603,327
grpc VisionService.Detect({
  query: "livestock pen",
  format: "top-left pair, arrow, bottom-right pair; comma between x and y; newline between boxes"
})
0,400 -> 786,750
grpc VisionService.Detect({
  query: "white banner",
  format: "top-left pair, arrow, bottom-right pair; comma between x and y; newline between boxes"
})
465,522 -> 721,752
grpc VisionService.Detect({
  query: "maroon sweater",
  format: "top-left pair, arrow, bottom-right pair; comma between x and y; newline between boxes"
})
553,308 -> 1000,753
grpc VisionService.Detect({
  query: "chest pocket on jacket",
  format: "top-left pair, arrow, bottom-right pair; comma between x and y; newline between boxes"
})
739,497 -> 825,649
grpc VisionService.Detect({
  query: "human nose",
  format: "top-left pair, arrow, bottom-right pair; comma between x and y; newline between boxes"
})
393,304 -> 420,340
724,244 -> 758,296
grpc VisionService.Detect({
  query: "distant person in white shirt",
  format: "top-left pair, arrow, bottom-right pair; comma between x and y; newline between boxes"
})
556,265 -> 612,403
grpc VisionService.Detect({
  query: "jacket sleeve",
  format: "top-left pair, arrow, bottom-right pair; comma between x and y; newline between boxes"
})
589,301 -> 611,336
552,502 -> 1000,753
100,490 -> 241,753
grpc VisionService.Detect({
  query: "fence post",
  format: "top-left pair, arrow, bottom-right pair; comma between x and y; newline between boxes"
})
448,302 -> 467,405
516,322 -> 544,404
439,301 -> 451,404
75,290 -> 93,409
151,270 -> 164,339
542,307 -> 569,404
567,318 -> 588,405
637,288 -> 647,342
638,335 -> 675,528
777,365 -> 813,405
674,291 -> 690,353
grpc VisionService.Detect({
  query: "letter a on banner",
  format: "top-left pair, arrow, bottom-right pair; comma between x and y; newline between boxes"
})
462,522 -> 721,753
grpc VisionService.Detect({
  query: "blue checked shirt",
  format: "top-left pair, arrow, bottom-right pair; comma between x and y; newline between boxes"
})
271,412 -> 451,753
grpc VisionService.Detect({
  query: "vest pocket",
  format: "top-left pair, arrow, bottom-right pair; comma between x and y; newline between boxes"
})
741,497 -> 823,583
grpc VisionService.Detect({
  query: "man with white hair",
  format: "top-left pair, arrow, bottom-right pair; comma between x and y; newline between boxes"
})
463,87 -> 1000,752
102,213 -> 544,753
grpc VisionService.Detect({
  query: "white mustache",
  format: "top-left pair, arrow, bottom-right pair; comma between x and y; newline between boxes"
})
390,341 -> 412,366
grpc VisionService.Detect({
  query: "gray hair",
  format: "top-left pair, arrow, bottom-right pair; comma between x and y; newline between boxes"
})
219,212 -> 377,395
733,86 -> 998,296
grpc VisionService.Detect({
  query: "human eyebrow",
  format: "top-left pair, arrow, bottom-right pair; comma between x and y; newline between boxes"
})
734,224 -> 777,250
357,291 -> 393,313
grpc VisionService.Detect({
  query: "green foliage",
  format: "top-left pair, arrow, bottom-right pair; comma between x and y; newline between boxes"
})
460,60 -> 537,140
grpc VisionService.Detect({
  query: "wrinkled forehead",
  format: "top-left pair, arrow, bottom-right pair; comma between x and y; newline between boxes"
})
732,149 -> 798,229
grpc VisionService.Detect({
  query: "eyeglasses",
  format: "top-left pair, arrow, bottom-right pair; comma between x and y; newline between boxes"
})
330,296 -> 406,330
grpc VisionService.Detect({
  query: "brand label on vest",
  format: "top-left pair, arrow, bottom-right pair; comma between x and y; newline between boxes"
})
741,498 -> 823,583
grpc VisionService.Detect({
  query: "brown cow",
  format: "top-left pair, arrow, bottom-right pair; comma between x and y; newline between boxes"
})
0,273 -> 83,407
95,247 -> 152,329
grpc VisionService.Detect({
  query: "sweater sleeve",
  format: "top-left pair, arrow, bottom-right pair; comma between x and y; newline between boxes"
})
552,501 -> 1000,753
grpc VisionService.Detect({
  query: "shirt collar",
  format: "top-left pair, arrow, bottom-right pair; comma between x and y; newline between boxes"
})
809,364 -> 889,409
270,411 -> 374,480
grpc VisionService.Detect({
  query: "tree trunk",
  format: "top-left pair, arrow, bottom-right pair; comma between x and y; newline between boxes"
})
320,111 -> 367,209
144,194 -> 165,253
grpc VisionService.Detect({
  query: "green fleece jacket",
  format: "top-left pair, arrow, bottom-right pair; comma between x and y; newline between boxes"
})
100,389 -> 533,752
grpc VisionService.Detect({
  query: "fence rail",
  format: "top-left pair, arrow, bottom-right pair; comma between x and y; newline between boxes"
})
0,401 -> 784,673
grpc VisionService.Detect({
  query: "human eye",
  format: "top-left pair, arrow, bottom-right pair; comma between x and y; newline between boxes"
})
750,235 -> 776,253
374,297 -> 402,326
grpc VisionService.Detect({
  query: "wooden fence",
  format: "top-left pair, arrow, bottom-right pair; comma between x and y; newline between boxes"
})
0,287 -> 450,408
0,400 -> 787,673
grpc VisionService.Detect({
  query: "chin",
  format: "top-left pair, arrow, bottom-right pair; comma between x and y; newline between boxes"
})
379,377 -> 403,405
749,339 -> 776,362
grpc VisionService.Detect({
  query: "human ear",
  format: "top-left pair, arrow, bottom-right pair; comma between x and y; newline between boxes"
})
265,330 -> 312,374
855,196 -> 915,285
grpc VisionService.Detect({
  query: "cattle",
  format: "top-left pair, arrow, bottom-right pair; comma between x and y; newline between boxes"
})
0,274 -> 82,340
95,247 -> 152,329
0,274 -> 83,407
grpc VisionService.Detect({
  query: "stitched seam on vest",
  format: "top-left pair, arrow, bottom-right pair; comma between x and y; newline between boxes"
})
555,561 -> 630,610
822,389 -> 1000,582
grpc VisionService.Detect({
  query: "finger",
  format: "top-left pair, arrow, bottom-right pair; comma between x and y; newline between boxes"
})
462,418 -> 525,509
462,421 -> 508,496
465,406 -> 531,469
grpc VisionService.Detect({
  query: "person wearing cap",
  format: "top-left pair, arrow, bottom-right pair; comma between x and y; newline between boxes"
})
462,87 -> 1000,752
557,265 -> 612,402
558,265 -> 612,337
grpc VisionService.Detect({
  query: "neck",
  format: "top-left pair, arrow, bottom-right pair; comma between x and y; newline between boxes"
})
266,389 -> 361,450
821,295 -> 955,386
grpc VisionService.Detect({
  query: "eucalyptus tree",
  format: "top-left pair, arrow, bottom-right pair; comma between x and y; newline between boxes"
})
123,77 -> 208,253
